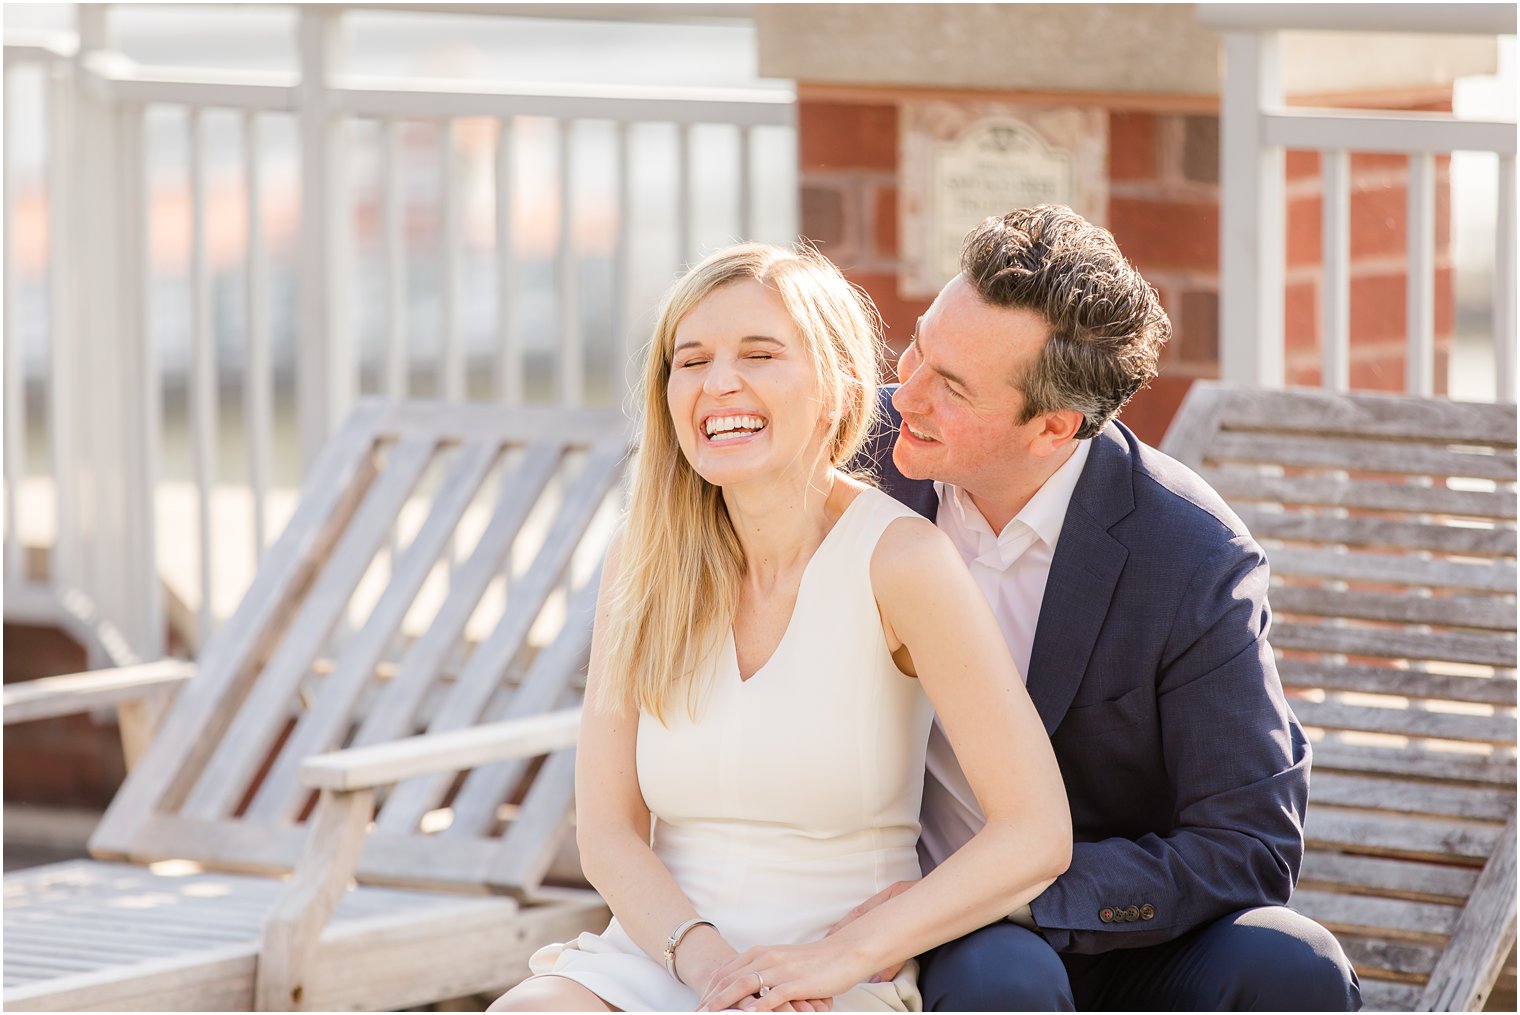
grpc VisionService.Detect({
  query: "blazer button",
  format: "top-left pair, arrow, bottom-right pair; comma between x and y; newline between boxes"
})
1139,904 -> 1156,920
1123,906 -> 1141,922
1099,907 -> 1115,924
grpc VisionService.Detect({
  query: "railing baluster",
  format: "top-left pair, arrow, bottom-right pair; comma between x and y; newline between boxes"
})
737,124 -> 754,241
190,107 -> 217,640
383,118 -> 407,399
245,111 -> 272,558
1321,150 -> 1351,392
1496,155 -> 1516,404
439,117 -> 463,402
4,67 -> 24,588
1218,30 -> 1286,388
47,60 -> 76,599
614,120 -> 636,403
493,116 -> 520,405
1406,152 -> 1436,397
121,101 -> 161,657
676,122 -> 693,267
557,118 -> 581,406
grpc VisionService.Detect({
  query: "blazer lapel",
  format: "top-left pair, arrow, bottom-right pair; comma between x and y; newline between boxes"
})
1025,424 -> 1136,735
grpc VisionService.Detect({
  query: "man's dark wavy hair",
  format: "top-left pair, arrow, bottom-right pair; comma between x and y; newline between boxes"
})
960,205 -> 1171,439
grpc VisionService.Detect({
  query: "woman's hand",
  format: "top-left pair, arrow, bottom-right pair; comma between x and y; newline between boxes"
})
695,937 -> 867,1012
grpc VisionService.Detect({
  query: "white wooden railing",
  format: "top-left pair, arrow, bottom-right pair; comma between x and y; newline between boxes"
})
1201,3 -> 1517,398
3,5 -> 796,663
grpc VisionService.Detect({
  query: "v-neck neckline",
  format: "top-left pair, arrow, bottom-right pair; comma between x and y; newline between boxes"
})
730,490 -> 871,685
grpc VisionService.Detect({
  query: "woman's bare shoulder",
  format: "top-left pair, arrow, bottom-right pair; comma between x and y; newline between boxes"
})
869,512 -> 962,590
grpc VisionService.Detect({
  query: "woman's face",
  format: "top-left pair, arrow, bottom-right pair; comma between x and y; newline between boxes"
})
666,279 -> 831,491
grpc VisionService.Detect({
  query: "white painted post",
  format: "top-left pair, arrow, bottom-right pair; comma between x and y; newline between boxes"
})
1219,30 -> 1286,389
1406,153 -> 1436,397
72,6 -> 140,662
245,111 -> 272,557
1321,150 -> 1351,392
297,8 -> 353,471
3,68 -> 23,588
383,118 -> 408,400
557,118 -> 581,406
676,123 -> 693,266
494,116 -> 521,404
613,120 -> 637,405
737,125 -> 754,240
1496,155 -> 1516,403
119,102 -> 162,658
189,106 -> 217,640
439,117 -> 463,402
46,56 -> 77,606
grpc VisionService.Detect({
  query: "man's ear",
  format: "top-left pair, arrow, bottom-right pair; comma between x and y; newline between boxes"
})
1030,408 -> 1084,458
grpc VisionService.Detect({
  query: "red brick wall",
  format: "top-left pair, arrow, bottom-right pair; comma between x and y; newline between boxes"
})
796,90 -> 1458,446
3,624 -> 126,809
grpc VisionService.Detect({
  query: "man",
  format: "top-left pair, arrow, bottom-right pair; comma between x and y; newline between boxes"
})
857,206 -> 1361,1011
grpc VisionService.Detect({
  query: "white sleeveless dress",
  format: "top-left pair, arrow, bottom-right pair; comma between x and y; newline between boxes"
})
527,488 -> 934,1011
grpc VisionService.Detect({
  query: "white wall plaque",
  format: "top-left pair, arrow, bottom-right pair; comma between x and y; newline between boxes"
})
902,103 -> 1107,298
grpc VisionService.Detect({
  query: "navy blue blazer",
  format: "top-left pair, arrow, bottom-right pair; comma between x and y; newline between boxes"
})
860,389 -> 1310,955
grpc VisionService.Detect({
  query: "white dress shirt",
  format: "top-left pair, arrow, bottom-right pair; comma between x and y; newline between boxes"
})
919,438 -> 1092,873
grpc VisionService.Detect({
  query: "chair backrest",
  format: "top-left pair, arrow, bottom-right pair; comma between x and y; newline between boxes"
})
89,400 -> 631,899
1162,382 -> 1517,1012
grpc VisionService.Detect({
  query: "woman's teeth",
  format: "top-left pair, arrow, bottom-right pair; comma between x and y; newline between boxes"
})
705,415 -> 767,441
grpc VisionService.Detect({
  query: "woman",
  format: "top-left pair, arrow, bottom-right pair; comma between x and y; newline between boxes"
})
492,244 -> 1070,1013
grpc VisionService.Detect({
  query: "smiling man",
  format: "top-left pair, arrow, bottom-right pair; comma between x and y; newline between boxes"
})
859,206 -> 1362,1011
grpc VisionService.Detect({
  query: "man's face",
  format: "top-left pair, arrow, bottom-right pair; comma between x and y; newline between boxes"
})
890,274 -> 1051,495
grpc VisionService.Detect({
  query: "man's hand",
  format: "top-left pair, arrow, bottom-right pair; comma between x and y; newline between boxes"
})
824,880 -> 917,983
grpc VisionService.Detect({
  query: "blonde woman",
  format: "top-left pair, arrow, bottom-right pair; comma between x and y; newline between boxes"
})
491,244 -> 1070,1013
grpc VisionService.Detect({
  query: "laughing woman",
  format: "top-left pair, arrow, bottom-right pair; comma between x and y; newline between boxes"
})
490,244 -> 1071,1013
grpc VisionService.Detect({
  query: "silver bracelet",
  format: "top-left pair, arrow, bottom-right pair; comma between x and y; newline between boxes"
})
663,917 -> 716,982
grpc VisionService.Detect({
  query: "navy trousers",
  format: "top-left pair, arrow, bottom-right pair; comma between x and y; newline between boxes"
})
917,907 -> 1361,1012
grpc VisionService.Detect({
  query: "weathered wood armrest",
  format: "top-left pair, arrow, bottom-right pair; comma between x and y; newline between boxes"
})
297,707 -> 582,791
258,707 -> 582,1011
1,659 -> 195,725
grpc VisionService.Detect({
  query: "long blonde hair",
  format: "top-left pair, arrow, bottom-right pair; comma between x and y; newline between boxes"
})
595,243 -> 883,721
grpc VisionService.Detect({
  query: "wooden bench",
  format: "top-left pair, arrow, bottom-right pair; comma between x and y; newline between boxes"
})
3,400 -> 630,1011
1162,382 -> 1517,1013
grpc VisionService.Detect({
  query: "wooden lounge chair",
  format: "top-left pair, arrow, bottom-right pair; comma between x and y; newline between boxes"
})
3,399 -> 629,1011
1162,382 -> 1517,1013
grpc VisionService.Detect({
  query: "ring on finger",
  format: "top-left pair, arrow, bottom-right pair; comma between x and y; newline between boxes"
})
755,971 -> 771,998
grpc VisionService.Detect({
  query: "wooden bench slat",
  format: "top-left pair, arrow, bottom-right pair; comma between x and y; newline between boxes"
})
440,580 -> 598,839
1267,546 -> 1516,593
1308,773 -> 1515,821
1210,431 -> 1516,480
1274,621 -> 1517,669
1304,808 -> 1501,862
89,403 -> 388,858
373,442 -> 625,834
1357,977 -> 1425,1011
1294,699 -> 1516,745
1201,466 -> 1517,520
1291,888 -> 1461,938
348,442 -> 565,752
180,436 -> 440,823
1299,850 -> 1480,902
1271,586 -> 1517,633
1238,506 -> 1517,557
1417,815 -> 1520,1012
485,744 -> 578,897
1281,659 -> 1516,705
1309,738 -> 1516,786
1209,387 -> 1516,445
244,440 -> 504,822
